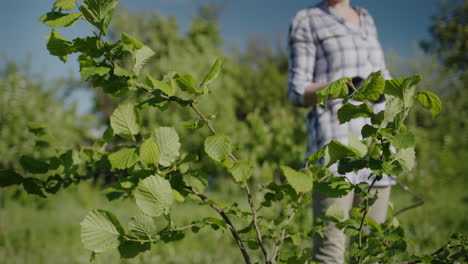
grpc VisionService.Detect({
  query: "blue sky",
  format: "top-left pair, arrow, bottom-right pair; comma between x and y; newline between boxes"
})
0,0 -> 439,113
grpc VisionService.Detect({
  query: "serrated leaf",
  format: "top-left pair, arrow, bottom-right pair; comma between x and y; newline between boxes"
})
394,148 -> 415,171
0,170 -> 24,187
80,66 -> 109,81
79,0 -> 117,35
128,215 -> 156,240
121,32 -> 143,50
146,75 -> 175,96
135,175 -> 174,217
325,204 -> 344,222
337,103 -> 373,124
352,71 -> 385,101
73,36 -> 105,58
200,57 -> 224,88
416,90 -> 442,117
386,132 -> 416,149
172,189 -> 185,203
110,103 -> 140,137
280,166 -> 313,193
306,147 -> 326,165
381,95 -> 403,127
175,74 -> 202,94
39,12 -> 81,27
108,148 -> 139,170
151,127 -> 180,167
54,0 -> 76,10
316,77 -> 351,105
384,75 -> 422,101
134,46 -> 155,75
80,209 -> 124,253
140,139 -> 160,165
348,133 -> 367,157
46,28 -> 74,62
118,241 -> 150,259
361,124 -> 378,138
229,161 -> 252,183
324,140 -> 361,166
204,134 -> 232,163
19,155 -> 49,174
22,178 -> 46,197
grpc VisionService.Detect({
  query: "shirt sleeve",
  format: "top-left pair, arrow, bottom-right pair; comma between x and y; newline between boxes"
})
287,12 -> 316,107
363,9 -> 392,80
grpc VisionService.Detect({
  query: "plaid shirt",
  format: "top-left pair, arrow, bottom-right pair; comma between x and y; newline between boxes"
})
288,1 -> 394,186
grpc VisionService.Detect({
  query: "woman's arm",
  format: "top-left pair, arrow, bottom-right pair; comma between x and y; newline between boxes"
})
288,11 -> 329,108
303,82 -> 330,107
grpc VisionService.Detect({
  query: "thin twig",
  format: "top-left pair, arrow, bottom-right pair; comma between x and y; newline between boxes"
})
355,176 -> 378,263
133,80 -> 268,262
189,102 -> 270,263
270,193 -> 305,263
189,187 -> 251,264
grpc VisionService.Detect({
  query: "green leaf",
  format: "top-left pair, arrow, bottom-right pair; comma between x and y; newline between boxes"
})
110,103 -> 140,137
337,103 -> 373,124
19,155 -> 49,174
316,77 -> 351,105
352,71 -> 385,101
0,170 -> 24,187
80,66 -> 110,81
22,178 -> 46,197
183,171 -> 208,193
73,36 -> 105,58
325,204 -> 344,222
394,148 -> 416,171
384,75 -> 422,101
175,74 -> 202,94
39,12 -> 81,27
361,124 -> 378,138
46,28 -> 74,62
140,139 -> 160,165
146,75 -> 175,96
348,133 -> 367,157
121,32 -> 143,51
200,57 -> 224,88
108,148 -> 139,170
54,0 -> 76,10
134,46 -> 155,75
229,161 -> 253,183
280,166 -> 313,193
315,176 -> 353,197
79,0 -> 117,35
151,127 -> 180,167
128,215 -> 156,240
386,132 -> 416,149
416,90 -> 442,117
381,95 -> 403,127
118,241 -> 150,259
172,189 -> 185,203
80,209 -> 125,253
324,140 -> 361,166
306,147 -> 326,165
204,134 -> 232,163
135,175 -> 174,217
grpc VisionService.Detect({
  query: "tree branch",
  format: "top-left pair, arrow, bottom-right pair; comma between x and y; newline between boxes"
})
189,102 -> 270,263
189,186 -> 251,264
134,81 -> 268,262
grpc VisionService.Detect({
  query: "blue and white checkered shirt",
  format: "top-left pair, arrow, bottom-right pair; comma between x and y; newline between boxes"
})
288,1 -> 395,186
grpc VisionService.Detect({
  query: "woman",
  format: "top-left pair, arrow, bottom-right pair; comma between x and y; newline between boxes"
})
287,0 -> 395,263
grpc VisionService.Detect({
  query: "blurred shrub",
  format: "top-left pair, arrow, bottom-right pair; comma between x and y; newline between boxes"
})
0,61 -> 94,170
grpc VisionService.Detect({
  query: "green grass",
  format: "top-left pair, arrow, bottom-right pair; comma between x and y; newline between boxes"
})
0,177 -> 466,263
